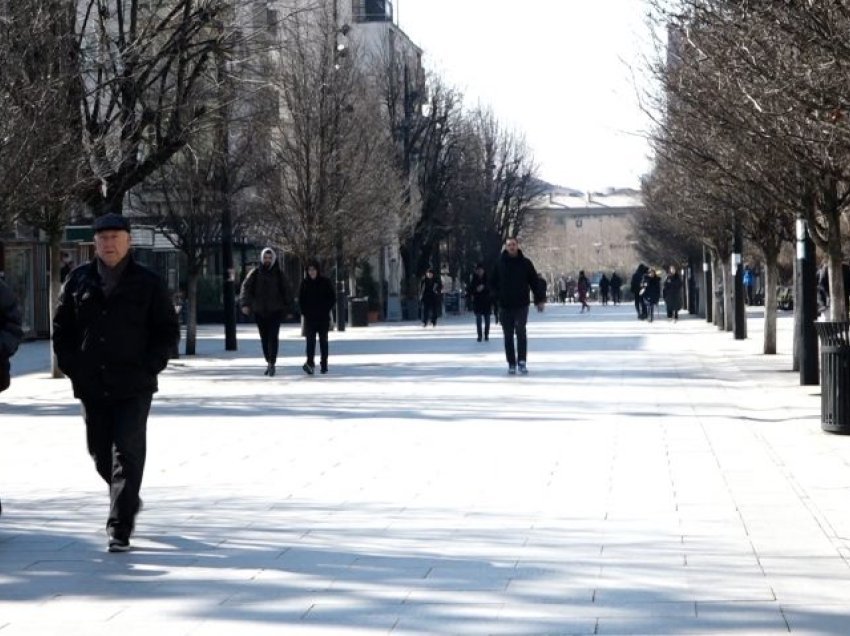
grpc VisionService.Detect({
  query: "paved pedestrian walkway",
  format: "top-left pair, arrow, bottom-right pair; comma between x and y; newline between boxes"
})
1,305 -> 848,635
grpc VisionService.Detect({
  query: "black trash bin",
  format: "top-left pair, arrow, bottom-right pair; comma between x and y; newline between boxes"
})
349,297 -> 369,327
814,321 -> 850,434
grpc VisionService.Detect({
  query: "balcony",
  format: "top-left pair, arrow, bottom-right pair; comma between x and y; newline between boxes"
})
352,0 -> 393,23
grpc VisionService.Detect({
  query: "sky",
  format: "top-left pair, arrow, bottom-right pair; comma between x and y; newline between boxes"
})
396,0 -> 660,191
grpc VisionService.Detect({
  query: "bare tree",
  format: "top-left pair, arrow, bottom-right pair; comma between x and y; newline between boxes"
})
257,3 -> 404,268
74,0 -> 235,216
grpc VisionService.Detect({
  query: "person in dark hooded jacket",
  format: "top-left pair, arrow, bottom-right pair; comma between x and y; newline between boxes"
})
298,260 -> 336,374
490,237 -> 545,374
467,263 -> 492,342
0,277 -> 24,517
631,263 -> 649,319
240,247 -> 292,376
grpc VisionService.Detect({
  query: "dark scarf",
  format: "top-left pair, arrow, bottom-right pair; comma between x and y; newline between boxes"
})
97,254 -> 131,297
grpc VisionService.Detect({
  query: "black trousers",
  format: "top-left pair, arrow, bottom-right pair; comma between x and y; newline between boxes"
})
499,305 -> 529,366
81,394 -> 152,534
304,321 -> 329,367
475,312 -> 491,340
255,311 -> 283,364
635,295 -> 646,318
422,298 -> 439,325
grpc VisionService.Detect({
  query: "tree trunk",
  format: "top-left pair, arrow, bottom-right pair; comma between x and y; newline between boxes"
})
711,254 -> 723,328
827,253 -> 847,321
48,229 -> 64,378
722,259 -> 733,332
762,249 -> 778,355
185,271 -> 199,356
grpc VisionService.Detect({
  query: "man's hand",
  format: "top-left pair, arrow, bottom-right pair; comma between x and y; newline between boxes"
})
240,306 -> 250,316
536,303 -> 545,313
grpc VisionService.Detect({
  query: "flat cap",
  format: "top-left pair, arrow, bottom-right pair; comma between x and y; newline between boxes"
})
93,213 -> 131,233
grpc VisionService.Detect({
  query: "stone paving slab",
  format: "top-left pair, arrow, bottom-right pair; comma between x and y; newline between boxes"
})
1,305 -> 849,634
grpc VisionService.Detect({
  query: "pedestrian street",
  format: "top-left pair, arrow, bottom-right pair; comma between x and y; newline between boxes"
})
2,305 -> 849,635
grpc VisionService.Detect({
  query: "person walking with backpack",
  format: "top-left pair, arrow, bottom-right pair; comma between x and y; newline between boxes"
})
467,263 -> 492,342
0,277 -> 24,517
240,247 -> 293,376
490,237 -> 546,375
298,260 -> 336,375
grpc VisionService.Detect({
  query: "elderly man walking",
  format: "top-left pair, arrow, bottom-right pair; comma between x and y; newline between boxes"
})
53,213 -> 180,552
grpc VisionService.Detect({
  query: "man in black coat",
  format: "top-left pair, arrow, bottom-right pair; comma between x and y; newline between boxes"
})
0,277 -> 24,517
298,259 -> 336,374
53,213 -> 180,552
490,237 -> 545,374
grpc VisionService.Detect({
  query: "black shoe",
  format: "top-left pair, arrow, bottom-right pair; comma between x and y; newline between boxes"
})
268,364 -> 276,377
107,528 -> 131,553
263,364 -> 270,376
302,362 -> 315,375
320,365 -> 328,374
484,336 -> 489,341
477,336 -> 482,342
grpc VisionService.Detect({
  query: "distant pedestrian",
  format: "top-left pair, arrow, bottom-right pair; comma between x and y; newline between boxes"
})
53,213 -> 180,551
0,277 -> 24,517
599,273 -> 610,306
467,263 -> 492,342
419,269 -> 442,327
298,259 -> 336,375
743,266 -> 754,305
490,237 -> 546,375
610,271 -> 622,305
239,247 -> 293,376
60,252 -> 74,283
631,263 -> 649,319
663,266 -> 683,321
557,275 -> 568,304
577,270 -> 590,313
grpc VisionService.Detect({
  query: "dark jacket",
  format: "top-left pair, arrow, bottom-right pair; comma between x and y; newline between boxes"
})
490,249 -> 545,309
240,263 -> 291,316
52,256 -> 180,400
298,274 -> 336,326
631,264 -> 648,295
419,276 -> 442,303
610,272 -> 622,291
642,274 -> 661,304
663,273 -> 683,312
466,272 -> 492,315
0,279 -> 24,393
577,275 -> 590,300
599,274 -> 610,293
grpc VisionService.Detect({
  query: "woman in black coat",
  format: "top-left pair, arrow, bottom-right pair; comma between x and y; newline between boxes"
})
663,266 -> 683,321
641,268 -> 662,321
419,269 -> 442,327
298,260 -> 336,374
467,263 -> 492,342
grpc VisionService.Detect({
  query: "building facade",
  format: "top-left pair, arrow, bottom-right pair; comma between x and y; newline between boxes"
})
521,187 -> 644,287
